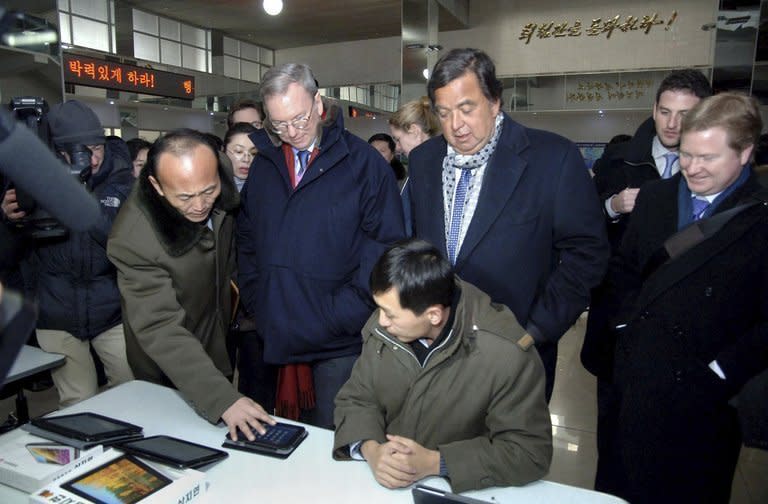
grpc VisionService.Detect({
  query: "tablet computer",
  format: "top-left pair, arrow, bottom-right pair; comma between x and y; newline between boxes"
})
222,422 -> 307,459
30,413 -> 142,442
412,485 -> 491,504
61,454 -> 171,504
117,435 -> 228,469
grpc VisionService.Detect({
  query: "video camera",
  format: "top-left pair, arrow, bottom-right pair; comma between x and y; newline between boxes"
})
8,96 -> 93,239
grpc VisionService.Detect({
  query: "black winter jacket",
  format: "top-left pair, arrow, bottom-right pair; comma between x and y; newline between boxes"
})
23,139 -> 133,340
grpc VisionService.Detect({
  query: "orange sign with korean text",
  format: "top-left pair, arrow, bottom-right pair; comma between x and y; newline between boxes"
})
63,54 -> 195,100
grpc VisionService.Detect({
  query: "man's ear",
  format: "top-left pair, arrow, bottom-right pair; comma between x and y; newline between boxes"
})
148,175 -> 164,197
425,305 -> 445,326
315,91 -> 324,118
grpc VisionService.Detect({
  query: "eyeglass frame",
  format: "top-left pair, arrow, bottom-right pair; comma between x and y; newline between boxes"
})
268,94 -> 318,135
226,148 -> 257,161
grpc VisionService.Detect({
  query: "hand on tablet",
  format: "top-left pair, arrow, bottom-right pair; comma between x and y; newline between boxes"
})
221,397 -> 276,441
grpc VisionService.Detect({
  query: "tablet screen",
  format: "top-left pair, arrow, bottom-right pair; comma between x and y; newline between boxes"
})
122,437 -> 223,463
46,415 -> 129,436
61,455 -> 170,504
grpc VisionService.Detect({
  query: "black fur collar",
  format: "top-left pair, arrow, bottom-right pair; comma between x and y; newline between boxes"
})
137,154 -> 239,257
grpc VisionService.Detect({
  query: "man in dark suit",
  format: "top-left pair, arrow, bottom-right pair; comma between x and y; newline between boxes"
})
406,48 -> 609,400
610,92 -> 768,503
582,70 -> 712,493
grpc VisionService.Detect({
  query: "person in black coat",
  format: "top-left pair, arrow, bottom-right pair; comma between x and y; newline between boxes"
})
582,70 -> 713,493
609,92 -> 768,503
2,101 -> 134,407
407,48 -> 609,401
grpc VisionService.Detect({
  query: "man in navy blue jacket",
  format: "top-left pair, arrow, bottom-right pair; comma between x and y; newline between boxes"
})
406,49 -> 609,401
236,63 -> 405,428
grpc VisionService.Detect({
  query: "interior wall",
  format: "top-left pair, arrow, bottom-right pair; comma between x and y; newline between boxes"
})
510,110 -> 651,144
275,36 -> 401,87
441,0 -> 718,77
275,0 -> 718,88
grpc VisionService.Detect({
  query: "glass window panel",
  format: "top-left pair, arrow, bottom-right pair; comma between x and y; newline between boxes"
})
260,48 -> 274,66
340,87 -> 349,101
207,31 -> 211,49
160,39 -> 181,67
58,0 -> 70,12
241,60 -> 261,83
138,130 -> 162,142
182,44 -> 207,72
207,51 -> 212,74
181,24 -> 206,48
223,36 -> 239,56
59,13 -> 72,44
110,0 -> 115,23
72,16 -> 109,52
71,0 -> 108,21
134,32 -> 159,62
159,18 -> 180,41
132,9 -> 158,35
241,41 -> 259,62
110,25 -> 115,53
224,55 -> 240,79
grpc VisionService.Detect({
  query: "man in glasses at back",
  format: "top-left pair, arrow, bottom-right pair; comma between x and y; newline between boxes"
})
235,63 -> 405,428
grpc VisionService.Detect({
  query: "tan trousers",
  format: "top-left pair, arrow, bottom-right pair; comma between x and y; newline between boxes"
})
37,325 -> 134,408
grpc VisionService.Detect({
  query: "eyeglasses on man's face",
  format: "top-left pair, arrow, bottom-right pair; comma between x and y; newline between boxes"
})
269,100 -> 316,135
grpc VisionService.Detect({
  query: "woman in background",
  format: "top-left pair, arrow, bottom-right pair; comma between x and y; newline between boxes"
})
368,133 -> 406,190
126,138 -> 151,178
223,122 -> 258,192
388,97 -> 441,235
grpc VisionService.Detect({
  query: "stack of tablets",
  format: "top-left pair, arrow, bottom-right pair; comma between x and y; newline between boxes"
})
22,412 -> 144,449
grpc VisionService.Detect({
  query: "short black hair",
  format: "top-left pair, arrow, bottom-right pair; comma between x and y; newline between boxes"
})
226,99 -> 264,128
608,134 -> 631,145
145,128 -> 218,180
224,122 -> 258,150
427,48 -> 503,108
126,138 -> 152,162
368,133 -> 395,153
655,69 -> 712,103
370,239 -> 455,315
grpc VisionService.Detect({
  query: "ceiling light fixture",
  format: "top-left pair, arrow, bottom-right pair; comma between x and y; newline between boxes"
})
422,68 -> 430,80
263,0 -> 283,16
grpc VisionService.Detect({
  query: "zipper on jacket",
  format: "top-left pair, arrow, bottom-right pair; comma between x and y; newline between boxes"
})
373,327 -> 455,368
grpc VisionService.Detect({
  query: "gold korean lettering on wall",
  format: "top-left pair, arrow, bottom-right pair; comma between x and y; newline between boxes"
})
566,79 -> 654,104
519,12 -> 678,44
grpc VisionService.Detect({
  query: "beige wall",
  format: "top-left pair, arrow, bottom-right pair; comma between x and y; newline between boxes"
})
510,109 -> 651,143
276,36 -> 401,87
276,0 -> 718,87
440,0 -> 718,77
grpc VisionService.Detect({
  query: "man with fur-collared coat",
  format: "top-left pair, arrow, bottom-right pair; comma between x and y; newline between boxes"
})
108,129 -> 274,441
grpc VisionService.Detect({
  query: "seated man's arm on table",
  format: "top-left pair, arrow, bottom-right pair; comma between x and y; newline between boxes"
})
333,339 -> 441,489
438,346 -> 553,493
108,237 -> 273,440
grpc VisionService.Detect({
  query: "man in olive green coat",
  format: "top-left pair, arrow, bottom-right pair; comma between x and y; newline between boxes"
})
334,240 -> 552,493
108,129 -> 273,440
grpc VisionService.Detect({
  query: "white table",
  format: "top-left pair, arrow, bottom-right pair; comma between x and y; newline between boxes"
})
0,381 -> 626,503
3,345 -> 65,385
1,345 -> 64,427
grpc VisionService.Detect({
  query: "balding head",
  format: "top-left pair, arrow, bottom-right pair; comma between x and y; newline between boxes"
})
147,129 -> 222,223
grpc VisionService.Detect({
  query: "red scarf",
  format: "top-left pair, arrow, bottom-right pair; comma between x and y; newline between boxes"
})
276,364 -> 315,419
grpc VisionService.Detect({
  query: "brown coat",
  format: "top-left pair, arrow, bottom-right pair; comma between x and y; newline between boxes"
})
107,161 -> 241,423
334,280 -> 552,492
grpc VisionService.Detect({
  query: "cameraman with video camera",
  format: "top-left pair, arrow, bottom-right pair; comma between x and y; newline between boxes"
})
1,100 -> 134,407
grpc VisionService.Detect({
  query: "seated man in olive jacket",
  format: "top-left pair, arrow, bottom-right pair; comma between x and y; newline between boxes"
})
108,129 -> 274,441
333,239 -> 552,492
